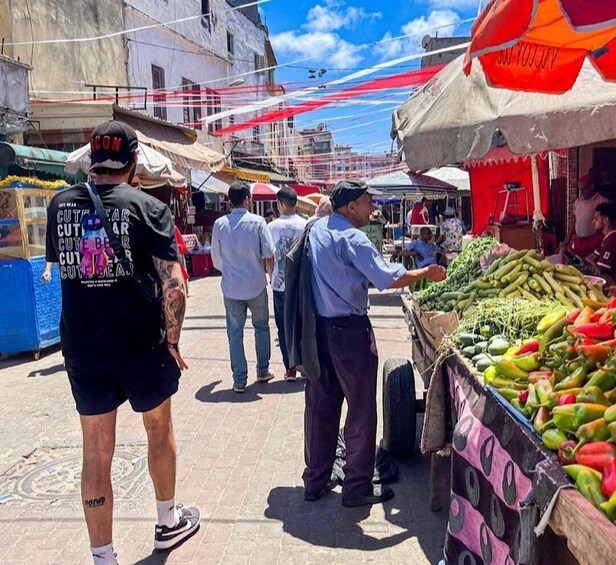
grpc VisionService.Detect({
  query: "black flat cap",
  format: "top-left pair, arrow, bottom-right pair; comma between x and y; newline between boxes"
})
330,179 -> 380,210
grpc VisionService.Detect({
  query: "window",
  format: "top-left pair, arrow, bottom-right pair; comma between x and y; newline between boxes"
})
229,114 -> 235,126
254,52 -> 265,80
253,126 -> 259,142
151,64 -> 167,120
227,32 -> 234,59
206,88 -> 222,134
181,78 -> 202,130
201,0 -> 210,28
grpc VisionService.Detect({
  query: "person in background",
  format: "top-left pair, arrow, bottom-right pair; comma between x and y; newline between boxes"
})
400,227 -> 444,267
45,120 -> 198,565
437,207 -> 465,253
311,196 -> 333,220
267,187 -> 307,381
586,202 -> 616,285
408,197 -> 430,233
265,209 -> 277,223
211,181 -> 276,393
303,180 -> 446,508
562,174 -> 609,259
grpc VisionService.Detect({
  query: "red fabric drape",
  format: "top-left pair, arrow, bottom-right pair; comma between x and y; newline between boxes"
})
468,158 -> 550,235
213,65 -> 447,137
288,183 -> 321,197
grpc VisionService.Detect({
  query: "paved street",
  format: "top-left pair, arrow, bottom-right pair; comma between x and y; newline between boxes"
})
0,276 -> 447,564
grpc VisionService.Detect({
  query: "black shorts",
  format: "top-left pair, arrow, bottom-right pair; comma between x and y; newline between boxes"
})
65,346 -> 181,416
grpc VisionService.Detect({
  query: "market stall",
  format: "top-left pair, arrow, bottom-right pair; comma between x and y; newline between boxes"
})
400,237 -> 616,563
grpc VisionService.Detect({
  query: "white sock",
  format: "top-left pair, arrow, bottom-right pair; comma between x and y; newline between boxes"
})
156,498 -> 179,527
91,542 -> 117,565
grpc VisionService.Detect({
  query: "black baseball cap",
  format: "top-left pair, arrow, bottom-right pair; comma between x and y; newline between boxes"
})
330,179 -> 380,210
89,120 -> 138,172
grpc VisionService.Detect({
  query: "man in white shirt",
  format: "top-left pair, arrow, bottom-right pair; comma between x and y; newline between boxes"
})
267,186 -> 308,381
211,181 -> 276,393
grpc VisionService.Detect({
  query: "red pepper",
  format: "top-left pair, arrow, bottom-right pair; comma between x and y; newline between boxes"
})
573,344 -> 612,366
603,459 -> 616,498
590,312 -> 604,323
574,441 -> 616,472
518,389 -> 529,406
567,308 -> 582,323
599,308 -> 616,324
608,297 -> 616,309
597,338 -> 616,348
558,440 -> 577,465
516,340 -> 540,356
579,337 -> 600,346
557,393 -> 577,406
572,323 -> 615,340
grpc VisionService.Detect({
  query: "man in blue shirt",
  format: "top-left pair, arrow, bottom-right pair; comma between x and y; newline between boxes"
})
400,226 -> 443,268
211,181 -> 276,393
304,180 -> 446,507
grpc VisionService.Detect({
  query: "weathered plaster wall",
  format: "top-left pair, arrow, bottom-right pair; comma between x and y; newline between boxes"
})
4,0 -> 127,99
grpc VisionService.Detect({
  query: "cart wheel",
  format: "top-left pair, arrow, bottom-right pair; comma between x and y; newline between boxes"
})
382,358 -> 416,457
33,350 -> 41,361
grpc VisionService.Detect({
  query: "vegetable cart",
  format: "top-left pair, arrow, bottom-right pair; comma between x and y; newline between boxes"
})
396,242 -> 616,563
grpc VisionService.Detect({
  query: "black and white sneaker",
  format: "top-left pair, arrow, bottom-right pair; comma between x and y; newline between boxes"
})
154,505 -> 201,550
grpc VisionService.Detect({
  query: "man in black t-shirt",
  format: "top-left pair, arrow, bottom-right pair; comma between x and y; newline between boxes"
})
45,121 -> 200,565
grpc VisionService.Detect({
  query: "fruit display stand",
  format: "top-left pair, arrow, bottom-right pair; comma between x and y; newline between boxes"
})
0,186 -> 61,357
401,297 -> 616,564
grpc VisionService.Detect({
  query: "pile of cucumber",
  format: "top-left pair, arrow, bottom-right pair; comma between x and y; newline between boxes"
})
458,330 -> 510,372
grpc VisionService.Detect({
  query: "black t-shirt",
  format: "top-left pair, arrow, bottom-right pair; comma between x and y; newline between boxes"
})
46,183 -> 179,357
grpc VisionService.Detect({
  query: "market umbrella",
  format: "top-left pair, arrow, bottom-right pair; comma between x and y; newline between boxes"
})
424,167 -> 470,192
250,182 -> 279,202
367,170 -> 457,198
392,55 -> 616,170
464,0 -> 616,93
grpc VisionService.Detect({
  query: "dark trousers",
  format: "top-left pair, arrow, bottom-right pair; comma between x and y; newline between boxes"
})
303,315 -> 378,497
273,290 -> 291,370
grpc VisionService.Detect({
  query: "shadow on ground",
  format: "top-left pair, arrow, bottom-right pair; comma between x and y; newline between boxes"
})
0,344 -> 61,370
195,379 -> 305,403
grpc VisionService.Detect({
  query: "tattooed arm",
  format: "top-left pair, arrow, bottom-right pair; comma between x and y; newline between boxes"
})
153,257 -> 188,370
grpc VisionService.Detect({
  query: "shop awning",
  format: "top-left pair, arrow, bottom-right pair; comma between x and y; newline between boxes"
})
0,142 -> 81,180
222,166 -> 270,183
191,169 -> 229,195
137,131 -> 226,175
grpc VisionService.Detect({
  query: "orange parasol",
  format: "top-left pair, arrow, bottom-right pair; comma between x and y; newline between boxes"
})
465,0 -> 616,93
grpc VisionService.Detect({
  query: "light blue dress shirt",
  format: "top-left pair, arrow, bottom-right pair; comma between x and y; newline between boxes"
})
211,208 -> 275,300
403,239 -> 440,268
308,213 -> 407,318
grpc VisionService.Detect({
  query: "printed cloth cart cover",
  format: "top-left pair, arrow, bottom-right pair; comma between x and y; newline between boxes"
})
442,354 -> 570,564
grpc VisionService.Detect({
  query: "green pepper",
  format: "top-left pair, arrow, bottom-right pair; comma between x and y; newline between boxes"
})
546,388 -> 583,408
537,311 -> 566,334
511,398 -> 534,419
539,317 -> 571,354
576,386 -> 611,407
534,379 -> 553,406
497,388 -> 520,402
563,464 -> 607,509
605,404 -> 616,424
584,367 -> 616,392
552,403 -> 607,433
533,407 -> 553,435
542,429 -> 568,451
599,491 -> 616,521
511,352 -> 541,372
490,377 -> 527,390
554,366 -> 587,392
575,418 -> 611,454
605,388 -> 616,403
495,358 -> 529,380
608,422 -> 616,442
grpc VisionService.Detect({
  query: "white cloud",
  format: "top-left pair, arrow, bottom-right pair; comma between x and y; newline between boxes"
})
372,10 -> 462,60
427,0 -> 480,10
270,30 -> 364,68
305,0 -> 382,33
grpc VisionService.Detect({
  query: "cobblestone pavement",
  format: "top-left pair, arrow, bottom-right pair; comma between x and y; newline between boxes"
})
0,276 -> 447,564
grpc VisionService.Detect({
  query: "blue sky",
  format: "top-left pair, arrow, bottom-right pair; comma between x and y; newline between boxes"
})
258,0 -> 482,154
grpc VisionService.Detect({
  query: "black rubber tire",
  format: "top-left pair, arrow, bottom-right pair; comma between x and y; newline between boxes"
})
381,358 -> 417,457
